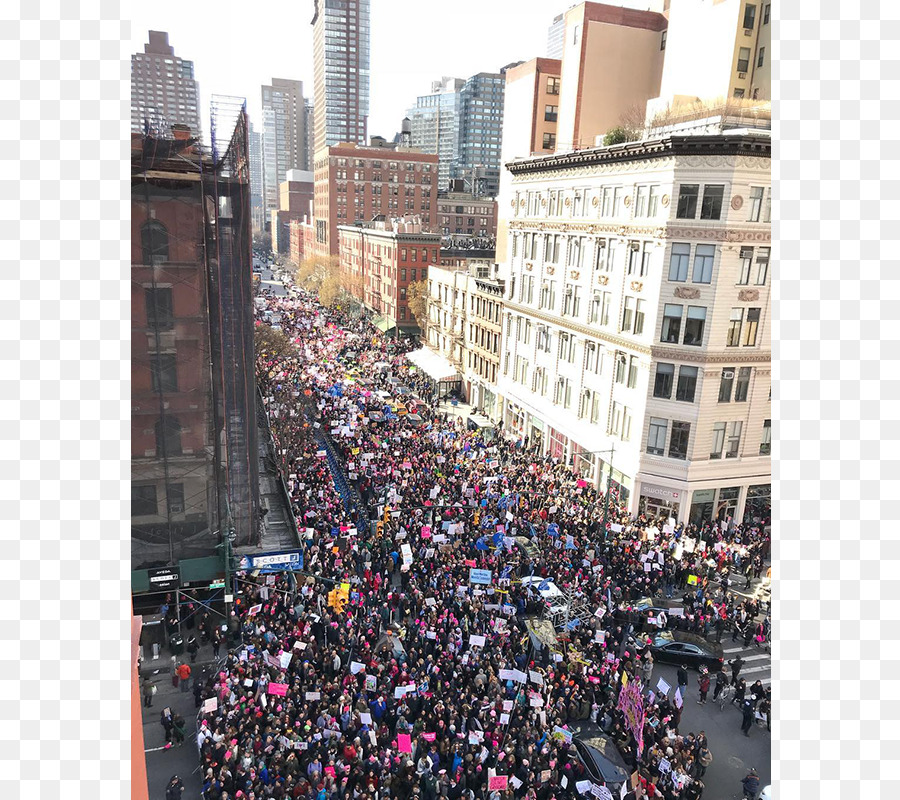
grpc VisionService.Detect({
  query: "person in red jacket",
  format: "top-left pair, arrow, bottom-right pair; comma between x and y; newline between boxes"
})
176,661 -> 192,692
697,667 -> 711,704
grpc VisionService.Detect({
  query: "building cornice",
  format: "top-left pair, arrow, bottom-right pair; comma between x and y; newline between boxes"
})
506,134 -> 770,175
650,346 -> 772,365
508,219 -> 770,244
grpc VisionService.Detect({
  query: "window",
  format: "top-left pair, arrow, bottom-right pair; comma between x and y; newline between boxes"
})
743,3 -> 757,28
640,243 -> 653,277
600,292 -> 611,326
734,366 -> 752,401
676,185 -> 699,219
660,30 -> 667,50
621,297 -> 635,332
546,234 -> 562,263
668,243 -> 690,282
661,304 -> 683,343
635,186 -> 648,217
542,132 -> 556,150
700,185 -> 725,220
155,416 -> 182,455
615,353 -> 627,385
755,248 -> 769,284
622,407 -> 632,441
748,186 -> 764,221
763,189 -> 771,222
584,341 -> 601,373
559,332 -> 575,363
683,306 -> 706,346
710,423 -> 726,460
145,287 -> 173,330
760,419 -> 771,455
647,418 -> 667,455
738,247 -> 753,284
725,421 -> 743,458
544,105 -> 558,122
132,484 -> 158,517
764,3 -> 770,24
733,88 -> 746,99
673,365 -> 697,403
669,421 -> 690,460
610,402 -> 623,436
627,243 -> 641,275
726,308 -> 743,346
757,47 -> 765,68
648,185 -> 660,217
718,368 -> 736,402
411,249 -> 417,262
634,299 -> 645,335
612,187 -> 623,217
653,363 -> 674,399
167,483 -> 184,514
567,237 -> 582,267
141,221 -> 169,263
411,269 -> 417,282
737,47 -> 751,73
692,244 -> 715,283
401,268 -> 407,282
150,354 -> 177,392
591,391 -> 602,423
572,191 -> 584,217
547,76 -> 560,95
627,356 -> 639,389
743,308 -> 760,346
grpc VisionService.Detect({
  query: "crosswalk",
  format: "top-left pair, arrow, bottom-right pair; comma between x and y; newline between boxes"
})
721,641 -> 772,687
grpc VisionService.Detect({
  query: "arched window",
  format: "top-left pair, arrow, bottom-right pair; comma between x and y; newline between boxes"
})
155,416 -> 182,456
141,221 -> 169,264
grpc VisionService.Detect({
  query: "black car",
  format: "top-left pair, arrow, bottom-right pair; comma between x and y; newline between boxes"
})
648,630 -> 724,671
571,731 -> 630,793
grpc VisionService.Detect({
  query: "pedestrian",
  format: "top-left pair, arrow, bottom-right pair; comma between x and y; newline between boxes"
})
696,744 -> 712,778
741,768 -> 760,799
729,655 -> 744,685
176,661 -> 191,693
677,664 -> 689,697
165,775 -> 185,800
187,635 -> 199,664
697,668 -> 710,705
713,667 -> 728,700
212,627 -> 223,659
193,676 -> 203,709
171,713 -> 186,747
142,676 -> 155,708
715,614 -> 725,644
641,651 -> 653,686
740,699 -> 754,737
160,708 -> 174,744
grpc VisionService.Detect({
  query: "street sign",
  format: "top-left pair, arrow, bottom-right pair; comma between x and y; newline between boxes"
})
148,566 -> 180,591
237,550 -> 304,573
209,581 -> 225,589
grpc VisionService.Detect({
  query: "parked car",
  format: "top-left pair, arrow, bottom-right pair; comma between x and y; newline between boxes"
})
519,576 -> 568,620
571,730 -> 630,794
647,630 -> 724,671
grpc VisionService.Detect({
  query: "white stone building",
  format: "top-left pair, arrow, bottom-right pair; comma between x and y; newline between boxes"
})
496,127 -> 771,527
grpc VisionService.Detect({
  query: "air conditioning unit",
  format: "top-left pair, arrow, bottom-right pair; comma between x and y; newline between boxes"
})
630,242 -> 640,251
597,239 -> 607,248
738,72 -> 747,79
723,371 -> 735,379
740,247 -> 754,259
744,28 -> 753,35
169,504 -> 184,514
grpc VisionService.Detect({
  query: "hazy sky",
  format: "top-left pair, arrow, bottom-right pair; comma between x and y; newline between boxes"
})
129,0 -> 569,142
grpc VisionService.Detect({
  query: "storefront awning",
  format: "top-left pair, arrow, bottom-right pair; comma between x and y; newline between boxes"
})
406,347 -> 460,382
371,316 -> 392,333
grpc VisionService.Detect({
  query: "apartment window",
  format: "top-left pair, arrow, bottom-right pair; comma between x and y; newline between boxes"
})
692,244 -> 715,283
511,236 -> 518,258
547,76 -> 560,95
743,3 -> 757,29
755,248 -> 770,284
132,484 -> 158,517
594,239 -> 610,271
743,308 -> 761,346
669,243 -> 690,282
676,185 -> 699,219
145,287 -> 173,330
411,249 -> 417,262
640,243 -> 653,277
734,88 -> 746,99
634,299 -> 645,335
523,275 -> 535,304
548,189 -> 561,217
572,191 -> 584,217
503,352 -> 510,375
738,247 -> 754,284
635,186 -> 649,217
683,306 -> 707,346
647,418 -> 668,455
700,185 -> 725,220
627,355 -> 639,389
621,297 -> 635,332
559,332 -> 575,363
411,269 -> 417,281
566,237 -> 581,267
612,187 -> 623,217
589,292 -> 602,323
757,47 -> 766,68
141,221 -> 170,263
710,422 -> 726,459
760,419 -> 771,455
150,354 -> 177,392
590,391 -> 602,423
669,421 -> 690,460
734,366 -> 752,401
584,341 -> 601,373
627,243 -> 641,275
401,268 -> 407,282
737,47 -> 751,72
726,308 -> 743,346
545,105 -> 558,122
725,421 -> 743,458
661,304 -> 683,344
542,132 -> 556,150
610,402 -> 623,436
529,233 -> 539,260
600,292 -> 611,326
660,30 -> 667,50
764,3 -> 770,24
654,363 -> 674,399
155,416 -> 182,456
748,186 -> 765,221
718,368 -> 736,402
622,407 -> 632,441
615,353 -> 627,385
675,365 -> 699,402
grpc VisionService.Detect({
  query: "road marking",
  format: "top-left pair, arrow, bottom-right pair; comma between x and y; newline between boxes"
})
738,665 -> 770,675
739,653 -> 770,663
723,646 -> 744,653
760,677 -> 771,686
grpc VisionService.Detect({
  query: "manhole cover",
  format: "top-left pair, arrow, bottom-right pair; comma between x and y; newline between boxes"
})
727,755 -> 745,770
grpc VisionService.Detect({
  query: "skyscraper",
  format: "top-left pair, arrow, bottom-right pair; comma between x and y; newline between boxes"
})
261,78 -> 308,219
130,30 -> 201,136
312,0 -> 370,150
405,78 -> 464,191
249,122 -> 265,232
547,12 -> 565,58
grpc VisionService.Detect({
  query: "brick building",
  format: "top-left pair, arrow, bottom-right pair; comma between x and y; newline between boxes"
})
271,170 -> 314,256
437,186 -> 498,241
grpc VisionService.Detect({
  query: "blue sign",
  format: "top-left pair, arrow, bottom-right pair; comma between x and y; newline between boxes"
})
469,568 -> 493,585
237,550 -> 304,573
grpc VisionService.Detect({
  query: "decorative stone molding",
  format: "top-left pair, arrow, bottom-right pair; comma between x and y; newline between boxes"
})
570,271 -> 580,281
525,262 -> 534,271
661,194 -> 670,207
591,196 -> 600,207
546,266 -> 555,275
738,289 -> 760,302
731,195 -> 744,210
651,345 -> 771,365
564,198 -> 572,207
597,274 -> 610,285
510,199 -> 516,208
630,281 -> 644,293
674,286 -> 701,299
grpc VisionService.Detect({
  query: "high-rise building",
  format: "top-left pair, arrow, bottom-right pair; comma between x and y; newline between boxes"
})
313,0 -> 370,150
404,71 -> 507,198
249,122 -> 265,232
131,111 -> 259,577
313,142 -> 438,258
304,100 -> 316,175
437,187 -> 498,242
261,78 -> 308,219
496,125 -> 771,526
547,12 -> 566,58
130,31 -> 201,136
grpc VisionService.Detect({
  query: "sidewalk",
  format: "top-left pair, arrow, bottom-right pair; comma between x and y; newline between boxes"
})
141,639 -> 219,799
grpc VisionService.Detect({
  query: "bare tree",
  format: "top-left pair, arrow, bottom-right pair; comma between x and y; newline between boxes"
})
406,279 -> 429,333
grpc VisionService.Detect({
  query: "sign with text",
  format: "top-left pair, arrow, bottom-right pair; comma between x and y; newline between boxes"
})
148,566 -> 180,591
469,568 -> 493,585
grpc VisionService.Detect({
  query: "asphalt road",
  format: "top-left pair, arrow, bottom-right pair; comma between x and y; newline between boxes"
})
257,264 -> 288,297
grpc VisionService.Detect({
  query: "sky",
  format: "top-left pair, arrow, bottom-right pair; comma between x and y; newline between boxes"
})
129,0 -> 569,143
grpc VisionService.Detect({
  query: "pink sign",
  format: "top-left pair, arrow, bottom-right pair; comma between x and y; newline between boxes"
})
267,682 -> 288,697
422,732 -> 436,742
488,776 -> 509,791
465,559 -> 477,568
397,733 -> 412,753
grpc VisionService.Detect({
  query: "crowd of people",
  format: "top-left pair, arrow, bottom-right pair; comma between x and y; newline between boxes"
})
191,284 -> 771,800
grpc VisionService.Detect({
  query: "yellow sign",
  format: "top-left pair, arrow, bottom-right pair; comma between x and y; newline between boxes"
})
621,671 -> 629,687
687,574 -> 698,586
